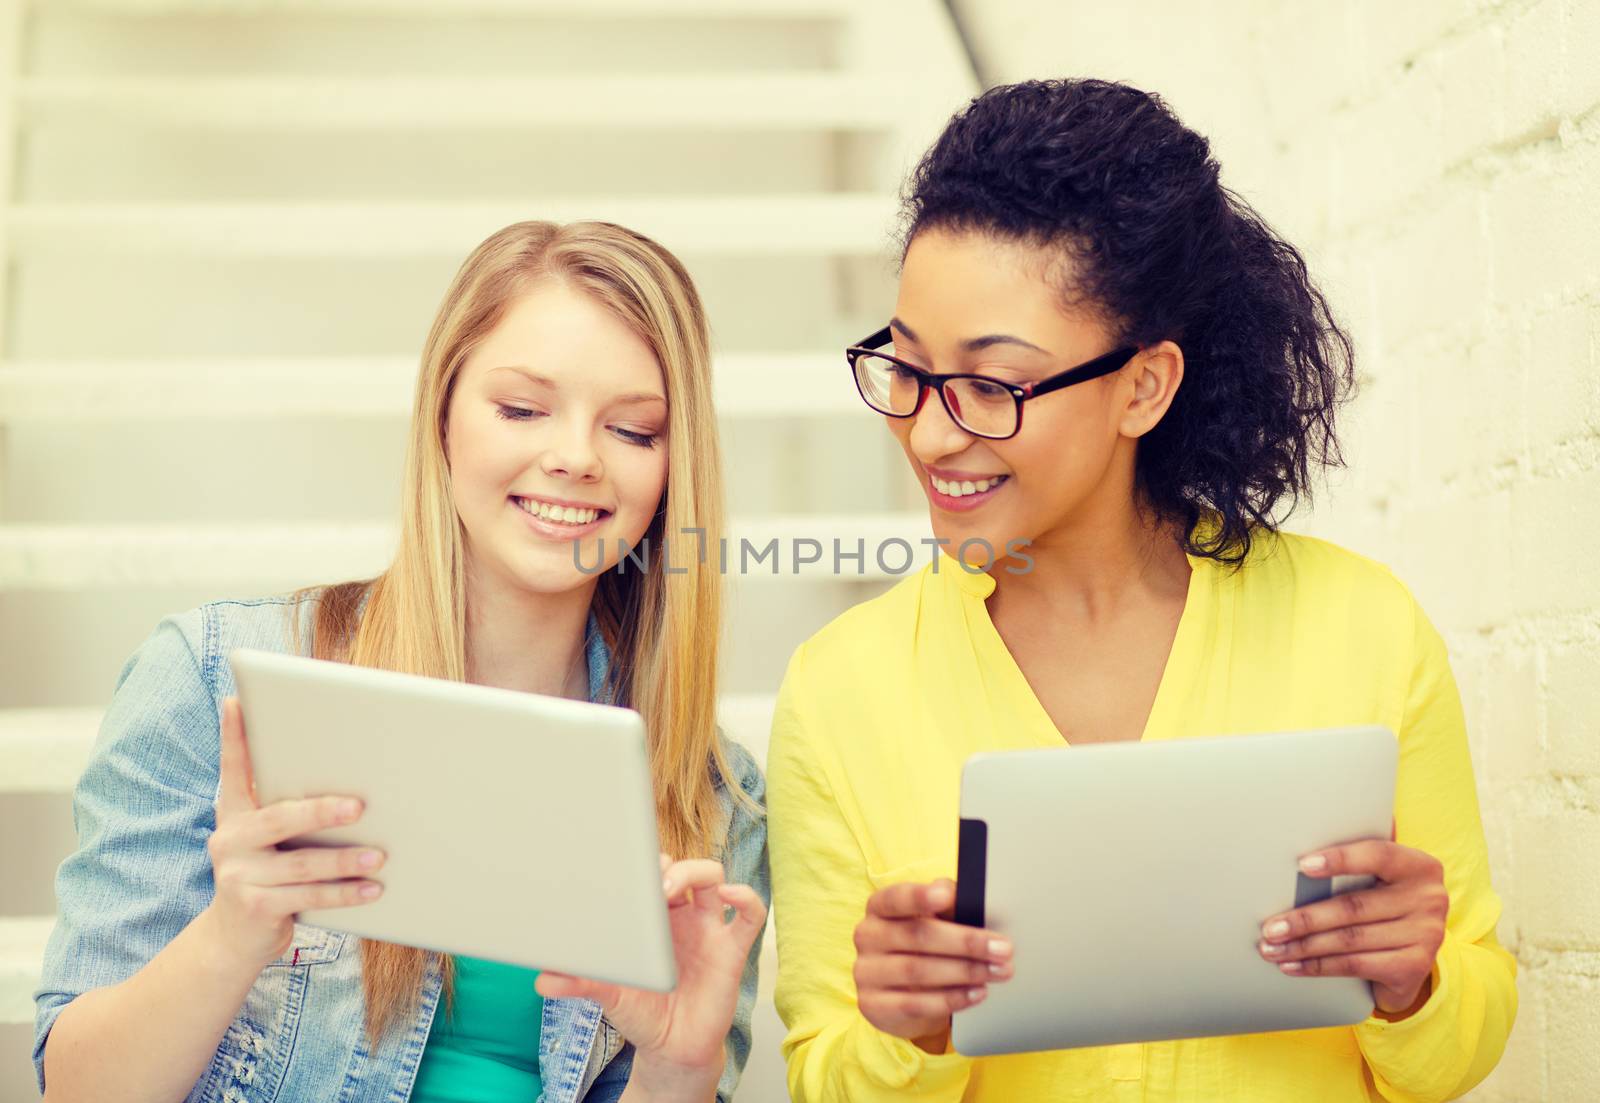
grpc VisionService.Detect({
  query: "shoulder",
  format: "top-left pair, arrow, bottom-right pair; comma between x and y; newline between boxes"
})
86,597 -> 301,807
1239,528 -> 1417,625
200,591 -> 324,661
113,591 -> 326,710
784,567 -> 934,685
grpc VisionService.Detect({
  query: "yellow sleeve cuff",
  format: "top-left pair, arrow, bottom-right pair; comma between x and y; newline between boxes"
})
1354,931 -> 1473,1099
854,1021 -> 974,1095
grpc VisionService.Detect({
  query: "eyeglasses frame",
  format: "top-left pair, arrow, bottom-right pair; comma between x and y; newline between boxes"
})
844,325 -> 1141,440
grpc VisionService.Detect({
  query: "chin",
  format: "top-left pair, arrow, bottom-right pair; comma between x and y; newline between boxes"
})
927,521 -> 995,563
493,546 -> 603,595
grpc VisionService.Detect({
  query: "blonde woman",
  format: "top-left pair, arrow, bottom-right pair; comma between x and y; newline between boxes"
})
34,221 -> 768,1103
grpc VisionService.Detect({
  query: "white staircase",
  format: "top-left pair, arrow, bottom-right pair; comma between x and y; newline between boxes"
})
0,0 -> 978,1098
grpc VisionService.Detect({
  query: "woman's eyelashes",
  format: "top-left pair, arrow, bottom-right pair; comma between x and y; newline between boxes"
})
493,403 -> 659,449
494,403 -> 543,422
611,427 -> 659,448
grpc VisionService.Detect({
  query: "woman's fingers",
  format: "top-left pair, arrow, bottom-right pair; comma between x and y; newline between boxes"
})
663,858 -> 734,914
232,795 -> 365,851
716,883 -> 767,942
868,879 -> 956,920
1261,884 -> 1412,943
1259,840 -> 1449,1019
232,879 -> 382,921
1259,917 -> 1417,963
1298,840 -> 1440,885
858,985 -> 988,1025
215,698 -> 257,820
661,858 -> 726,902
1271,945 -> 1436,986
239,845 -> 386,887
659,855 -> 765,949
856,951 -> 1010,991
290,879 -> 384,912
536,970 -> 624,1011
852,880 -> 1008,1042
857,912 -> 1011,965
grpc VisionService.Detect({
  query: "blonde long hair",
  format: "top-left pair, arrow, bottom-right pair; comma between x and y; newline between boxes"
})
291,221 -> 730,1040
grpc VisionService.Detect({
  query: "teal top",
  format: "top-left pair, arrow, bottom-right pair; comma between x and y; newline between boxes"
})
409,956 -> 544,1102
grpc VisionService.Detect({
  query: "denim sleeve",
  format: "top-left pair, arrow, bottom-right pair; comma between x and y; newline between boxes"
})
32,609 -> 223,1094
714,741 -> 771,1103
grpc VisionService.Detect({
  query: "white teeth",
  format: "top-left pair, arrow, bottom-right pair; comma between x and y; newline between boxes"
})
932,475 -> 1007,498
517,498 -> 599,525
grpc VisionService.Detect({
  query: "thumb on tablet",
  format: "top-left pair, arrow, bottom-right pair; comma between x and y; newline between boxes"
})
869,879 -> 954,920
536,970 -> 622,1012
216,697 -> 258,817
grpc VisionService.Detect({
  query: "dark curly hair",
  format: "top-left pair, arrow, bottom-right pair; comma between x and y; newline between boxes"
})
901,78 -> 1355,564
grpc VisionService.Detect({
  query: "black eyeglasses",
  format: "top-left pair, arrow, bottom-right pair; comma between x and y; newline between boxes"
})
845,325 -> 1139,440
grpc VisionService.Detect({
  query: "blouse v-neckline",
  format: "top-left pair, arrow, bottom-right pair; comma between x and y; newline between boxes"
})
945,549 -> 1217,748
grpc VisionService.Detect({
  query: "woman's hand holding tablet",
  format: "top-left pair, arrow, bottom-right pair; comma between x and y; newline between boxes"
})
536,855 -> 767,1092
201,697 -> 386,972
851,878 -> 1014,1053
1258,839 -> 1450,1018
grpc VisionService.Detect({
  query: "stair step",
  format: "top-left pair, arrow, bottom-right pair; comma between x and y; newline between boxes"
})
4,195 -> 899,258
0,710 -> 101,793
43,0 -> 857,16
0,917 -> 52,1026
20,74 -> 913,131
0,514 -> 932,590
0,696 -> 777,795
0,354 -> 867,422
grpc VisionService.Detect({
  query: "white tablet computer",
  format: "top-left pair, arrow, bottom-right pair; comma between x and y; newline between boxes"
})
951,726 -> 1397,1057
229,647 -> 676,992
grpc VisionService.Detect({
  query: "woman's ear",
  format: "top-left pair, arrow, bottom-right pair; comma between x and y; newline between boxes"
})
1119,340 -> 1184,439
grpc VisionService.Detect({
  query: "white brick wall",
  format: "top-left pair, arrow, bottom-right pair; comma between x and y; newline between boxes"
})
956,1 -> 1599,1098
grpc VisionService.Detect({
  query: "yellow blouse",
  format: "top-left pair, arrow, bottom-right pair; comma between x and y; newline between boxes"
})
767,531 -> 1516,1103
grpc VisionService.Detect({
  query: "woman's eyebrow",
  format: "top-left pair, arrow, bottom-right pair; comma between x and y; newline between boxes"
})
963,333 -> 1050,354
488,365 -> 554,386
889,317 -> 1050,355
488,366 -> 664,406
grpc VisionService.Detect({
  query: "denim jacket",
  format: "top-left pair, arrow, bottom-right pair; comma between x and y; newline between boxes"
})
34,594 -> 770,1103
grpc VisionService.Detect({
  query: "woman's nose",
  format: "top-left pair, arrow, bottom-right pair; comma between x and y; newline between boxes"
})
540,419 -> 603,482
906,386 -> 974,462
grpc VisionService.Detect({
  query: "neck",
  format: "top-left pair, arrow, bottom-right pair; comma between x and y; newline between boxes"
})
462,559 -> 598,698
991,488 -> 1191,624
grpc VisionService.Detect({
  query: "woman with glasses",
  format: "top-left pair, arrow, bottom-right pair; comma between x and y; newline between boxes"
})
767,80 -> 1514,1102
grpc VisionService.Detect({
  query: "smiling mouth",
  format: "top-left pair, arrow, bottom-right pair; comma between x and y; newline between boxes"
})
930,474 -> 1010,498
511,496 -> 611,526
